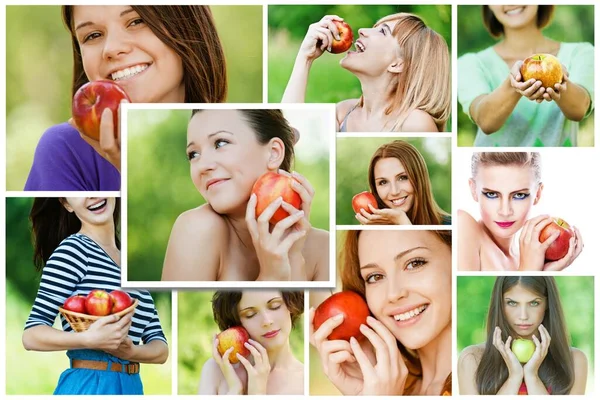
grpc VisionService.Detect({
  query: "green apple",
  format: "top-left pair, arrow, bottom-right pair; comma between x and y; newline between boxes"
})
511,338 -> 535,363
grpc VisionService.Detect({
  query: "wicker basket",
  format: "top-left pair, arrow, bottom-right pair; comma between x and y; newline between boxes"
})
59,299 -> 138,333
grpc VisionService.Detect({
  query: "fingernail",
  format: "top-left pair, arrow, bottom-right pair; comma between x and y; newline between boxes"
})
334,313 -> 344,321
350,337 -> 357,344
328,46 -> 332,52
366,316 -> 375,323
296,210 -> 304,216
336,34 -> 341,40
359,324 -> 367,331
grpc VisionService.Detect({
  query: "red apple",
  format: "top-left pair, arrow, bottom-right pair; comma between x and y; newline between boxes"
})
252,171 -> 302,225
520,53 -> 563,89
313,291 -> 370,341
85,289 -> 113,316
539,217 -> 574,261
352,191 -> 378,214
328,20 -> 354,54
216,326 -> 251,363
72,80 -> 130,141
63,295 -> 87,314
511,338 -> 535,363
109,290 -> 133,314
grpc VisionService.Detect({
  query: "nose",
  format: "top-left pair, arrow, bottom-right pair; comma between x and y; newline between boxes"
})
102,28 -> 133,61
386,271 -> 409,303
497,198 -> 513,218
390,181 -> 401,196
196,150 -> 217,175
358,27 -> 369,37
519,305 -> 529,321
261,311 -> 274,328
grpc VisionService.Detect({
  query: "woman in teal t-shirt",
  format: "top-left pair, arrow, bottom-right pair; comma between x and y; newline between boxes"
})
458,5 -> 594,147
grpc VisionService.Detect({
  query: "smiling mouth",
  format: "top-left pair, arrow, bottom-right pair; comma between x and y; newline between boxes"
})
505,7 -> 525,16
206,179 -> 228,190
393,304 -> 428,322
87,199 -> 107,212
110,63 -> 150,81
495,221 -> 515,228
390,196 -> 408,206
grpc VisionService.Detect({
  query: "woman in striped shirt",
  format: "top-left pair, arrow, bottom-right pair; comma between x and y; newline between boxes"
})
23,197 -> 168,395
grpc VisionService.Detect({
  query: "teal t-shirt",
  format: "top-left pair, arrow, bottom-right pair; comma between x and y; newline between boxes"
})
458,42 -> 594,147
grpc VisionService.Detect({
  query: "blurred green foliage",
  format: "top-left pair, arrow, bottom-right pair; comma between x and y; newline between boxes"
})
457,5 -> 595,146
126,109 -> 330,281
336,137 -> 451,225
177,291 -> 305,394
5,197 -> 172,394
268,5 -> 451,103
457,276 -> 594,387
6,5 -> 263,191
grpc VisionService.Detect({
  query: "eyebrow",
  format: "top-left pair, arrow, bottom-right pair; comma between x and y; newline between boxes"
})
360,246 -> 427,270
382,23 -> 392,34
186,130 -> 234,149
375,171 -> 407,181
505,297 -> 543,302
239,297 -> 282,312
75,8 -> 136,31
482,187 -> 530,194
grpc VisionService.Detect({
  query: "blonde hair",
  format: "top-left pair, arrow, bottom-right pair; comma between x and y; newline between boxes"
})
364,13 -> 450,131
471,152 -> 542,183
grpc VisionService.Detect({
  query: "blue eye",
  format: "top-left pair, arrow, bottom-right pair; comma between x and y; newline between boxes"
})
513,193 -> 530,200
483,191 -> 498,199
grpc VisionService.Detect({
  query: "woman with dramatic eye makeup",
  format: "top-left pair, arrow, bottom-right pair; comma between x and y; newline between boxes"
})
198,291 -> 304,395
310,230 -> 452,395
458,276 -> 588,395
25,5 -> 227,191
161,109 -> 329,282
355,140 -> 450,225
282,13 -> 450,132
458,5 -> 594,146
458,152 -> 583,271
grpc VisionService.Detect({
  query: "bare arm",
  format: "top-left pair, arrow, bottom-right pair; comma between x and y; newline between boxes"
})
457,346 -> 481,395
458,210 -> 482,271
282,58 -> 314,103
198,359 -> 221,395
554,76 -> 591,121
106,338 -> 168,364
162,207 -> 224,281
23,325 -> 89,351
308,228 -> 330,282
469,77 -> 521,134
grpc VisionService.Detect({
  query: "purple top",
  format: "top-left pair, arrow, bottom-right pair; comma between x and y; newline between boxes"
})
24,123 -> 120,191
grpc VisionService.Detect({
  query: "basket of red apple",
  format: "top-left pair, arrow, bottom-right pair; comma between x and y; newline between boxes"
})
58,289 -> 137,333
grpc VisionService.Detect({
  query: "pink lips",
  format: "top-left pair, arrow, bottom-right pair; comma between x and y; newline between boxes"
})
496,221 -> 515,228
206,178 -> 227,190
262,329 -> 280,339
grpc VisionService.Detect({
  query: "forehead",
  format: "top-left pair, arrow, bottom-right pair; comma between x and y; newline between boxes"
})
374,157 -> 406,175
504,284 -> 542,299
375,18 -> 399,31
357,230 -> 445,264
72,6 -> 133,24
188,110 -> 253,139
475,165 -> 536,190
238,291 -> 282,309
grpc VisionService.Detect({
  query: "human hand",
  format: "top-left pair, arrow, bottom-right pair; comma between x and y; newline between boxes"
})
524,325 -> 551,378
246,193 -> 307,281
540,65 -> 569,103
211,336 -> 245,395
356,204 -> 412,225
298,15 -> 345,62
83,310 -> 133,352
350,316 -> 408,395
69,99 -> 127,172
509,61 -> 546,102
237,339 -> 270,395
491,327 -> 524,380
518,215 -> 559,271
105,337 -> 137,360
309,307 -> 364,396
543,226 -> 583,271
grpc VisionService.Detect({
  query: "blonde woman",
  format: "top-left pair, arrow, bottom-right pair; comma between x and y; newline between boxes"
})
282,13 -> 450,132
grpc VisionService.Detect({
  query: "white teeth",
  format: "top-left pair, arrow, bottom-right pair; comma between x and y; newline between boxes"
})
391,197 -> 407,206
88,200 -> 107,211
506,7 -> 524,15
393,305 -> 427,321
111,64 -> 149,81
355,42 -> 366,52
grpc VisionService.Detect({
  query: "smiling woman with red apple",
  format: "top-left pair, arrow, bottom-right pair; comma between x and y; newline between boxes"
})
458,152 -> 583,271
24,5 -> 227,191
310,230 -> 453,395
22,197 -> 168,395
458,276 -> 588,395
458,5 -> 594,147
198,291 -> 304,395
282,13 -> 450,132
160,109 -> 329,282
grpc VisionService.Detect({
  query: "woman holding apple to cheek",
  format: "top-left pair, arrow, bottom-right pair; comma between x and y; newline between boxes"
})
282,13 -> 450,132
459,152 -> 583,271
23,197 -> 168,395
199,291 -> 304,395
458,5 -> 594,146
161,109 -> 329,282
310,230 -> 452,395
25,5 -> 227,191
458,276 -> 587,395
356,140 -> 451,225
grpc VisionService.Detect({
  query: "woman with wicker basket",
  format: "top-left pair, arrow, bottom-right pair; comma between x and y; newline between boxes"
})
22,197 -> 169,395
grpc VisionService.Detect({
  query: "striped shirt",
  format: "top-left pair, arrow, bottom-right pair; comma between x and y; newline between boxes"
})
24,233 -> 167,346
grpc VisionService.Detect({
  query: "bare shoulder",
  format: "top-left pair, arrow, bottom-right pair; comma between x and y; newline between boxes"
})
198,358 -> 222,395
336,99 -> 360,124
571,347 -> 588,367
162,204 -> 227,281
459,343 -> 485,364
304,227 -> 330,281
401,109 -> 438,132
458,210 -> 483,240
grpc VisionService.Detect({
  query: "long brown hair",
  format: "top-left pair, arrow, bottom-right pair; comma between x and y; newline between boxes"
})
482,5 -> 555,38
62,6 -> 227,103
475,277 -> 574,395
340,230 -> 452,395
361,13 -> 450,131
368,140 -> 449,225
30,198 -> 121,272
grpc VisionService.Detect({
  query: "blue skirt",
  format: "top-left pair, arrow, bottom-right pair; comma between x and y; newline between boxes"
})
53,349 -> 144,395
